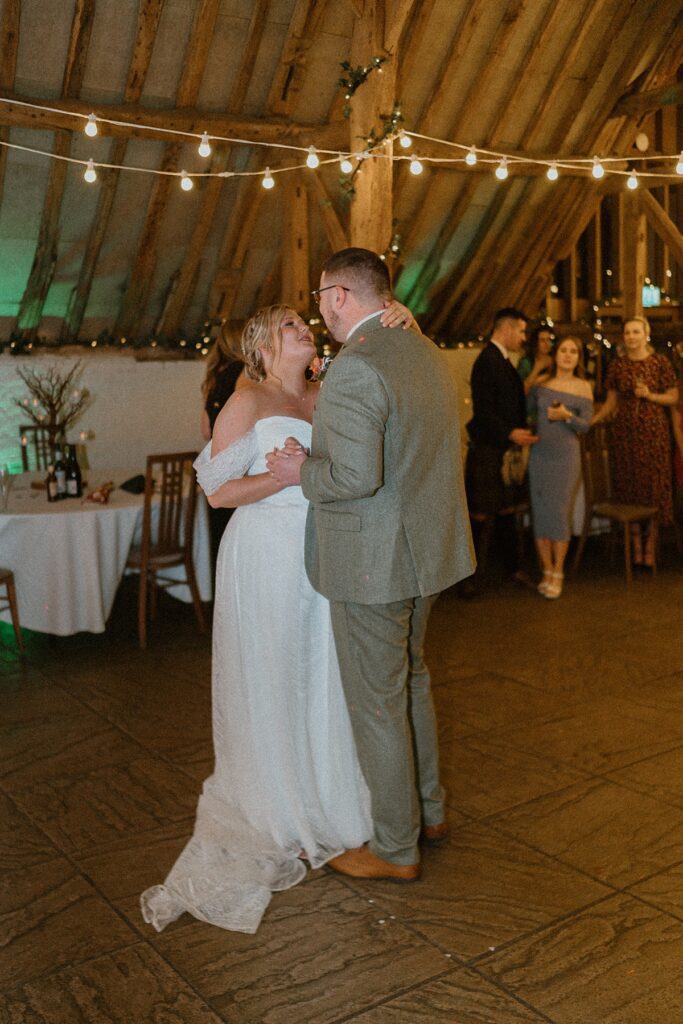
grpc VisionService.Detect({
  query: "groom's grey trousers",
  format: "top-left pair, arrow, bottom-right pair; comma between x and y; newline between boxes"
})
330,593 -> 444,865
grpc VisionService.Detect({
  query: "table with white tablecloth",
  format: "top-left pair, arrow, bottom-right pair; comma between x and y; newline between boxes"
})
0,473 -> 212,636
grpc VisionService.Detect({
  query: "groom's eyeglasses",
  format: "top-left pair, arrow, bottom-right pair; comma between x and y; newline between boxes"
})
311,284 -> 351,307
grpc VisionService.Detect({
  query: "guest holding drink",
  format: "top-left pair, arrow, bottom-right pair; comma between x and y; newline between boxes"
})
517,323 -> 555,396
591,317 -> 678,567
528,337 -> 593,598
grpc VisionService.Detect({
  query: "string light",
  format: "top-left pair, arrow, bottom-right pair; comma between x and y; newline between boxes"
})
83,158 -> 97,183
198,132 -> 211,158
546,161 -> 558,181
306,146 -> 320,169
626,168 -> 638,190
180,170 -> 193,191
262,167 -> 275,189
465,145 -> 477,166
84,113 -> 98,137
676,151 -> 683,175
591,156 -> 604,179
399,132 -> 412,149
495,157 -> 508,180
409,158 -> 423,175
339,154 -> 354,174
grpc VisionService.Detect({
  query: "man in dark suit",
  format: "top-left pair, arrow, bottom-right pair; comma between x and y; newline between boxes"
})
465,307 -> 538,590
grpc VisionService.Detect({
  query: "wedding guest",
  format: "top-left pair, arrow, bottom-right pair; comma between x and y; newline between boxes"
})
200,322 -> 247,571
517,323 -> 555,395
464,307 -> 538,592
591,316 -> 678,566
527,337 -> 593,598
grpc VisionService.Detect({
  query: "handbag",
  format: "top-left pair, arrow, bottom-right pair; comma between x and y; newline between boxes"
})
501,445 -> 529,487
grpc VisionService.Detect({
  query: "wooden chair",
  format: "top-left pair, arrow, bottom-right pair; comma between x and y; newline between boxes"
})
125,452 -> 206,648
0,568 -> 23,651
572,430 -> 658,584
19,425 -> 51,471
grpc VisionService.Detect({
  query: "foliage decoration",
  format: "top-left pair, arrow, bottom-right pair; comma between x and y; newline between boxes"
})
339,56 -> 387,118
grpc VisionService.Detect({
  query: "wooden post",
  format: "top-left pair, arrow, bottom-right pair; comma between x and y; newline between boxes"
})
621,191 -> 646,318
281,175 -> 310,312
349,1 -> 395,253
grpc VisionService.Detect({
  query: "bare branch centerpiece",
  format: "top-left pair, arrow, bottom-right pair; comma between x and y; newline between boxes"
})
15,361 -> 91,459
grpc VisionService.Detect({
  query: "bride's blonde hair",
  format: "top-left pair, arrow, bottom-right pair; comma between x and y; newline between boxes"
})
241,305 -> 291,381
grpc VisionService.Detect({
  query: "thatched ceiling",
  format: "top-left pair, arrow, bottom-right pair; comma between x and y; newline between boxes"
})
0,0 -> 681,348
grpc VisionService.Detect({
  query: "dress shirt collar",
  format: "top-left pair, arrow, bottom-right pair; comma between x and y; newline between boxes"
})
490,338 -> 510,360
346,309 -> 384,342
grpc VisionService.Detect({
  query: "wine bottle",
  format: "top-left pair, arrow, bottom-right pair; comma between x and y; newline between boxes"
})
46,464 -> 59,503
65,444 -> 83,498
54,445 -> 67,499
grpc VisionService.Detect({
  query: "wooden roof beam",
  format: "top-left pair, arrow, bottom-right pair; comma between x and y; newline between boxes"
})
307,171 -> 349,253
267,0 -> 328,115
63,0 -> 166,340
0,90 -> 347,149
16,0 -> 95,337
155,0 -> 271,336
401,0 -> 580,311
444,0 -> 667,334
639,188 -> 683,269
0,0 -> 20,205
611,80 -> 683,119
114,0 -> 224,338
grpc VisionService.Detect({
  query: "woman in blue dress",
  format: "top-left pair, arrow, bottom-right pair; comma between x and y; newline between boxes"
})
527,337 -> 593,598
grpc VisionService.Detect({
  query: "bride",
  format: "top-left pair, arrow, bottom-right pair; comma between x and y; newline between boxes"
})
141,300 -> 412,934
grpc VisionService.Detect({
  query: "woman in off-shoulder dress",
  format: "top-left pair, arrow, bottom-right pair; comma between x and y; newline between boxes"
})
527,336 -> 593,599
141,300 -> 414,935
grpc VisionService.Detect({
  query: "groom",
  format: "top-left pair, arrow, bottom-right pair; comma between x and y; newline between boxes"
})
267,247 -> 474,880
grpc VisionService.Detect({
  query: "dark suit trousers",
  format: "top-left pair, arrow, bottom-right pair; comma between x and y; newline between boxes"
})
330,595 -> 444,865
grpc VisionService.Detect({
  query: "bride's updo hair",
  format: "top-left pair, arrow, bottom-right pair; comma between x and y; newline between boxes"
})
241,304 -> 290,381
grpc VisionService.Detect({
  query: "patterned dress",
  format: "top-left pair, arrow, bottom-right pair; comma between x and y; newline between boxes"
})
605,354 -> 676,525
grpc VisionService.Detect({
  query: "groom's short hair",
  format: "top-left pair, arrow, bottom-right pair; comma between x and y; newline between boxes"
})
322,247 -> 392,301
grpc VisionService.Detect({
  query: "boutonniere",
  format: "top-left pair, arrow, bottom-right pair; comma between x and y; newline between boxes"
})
310,354 -> 333,382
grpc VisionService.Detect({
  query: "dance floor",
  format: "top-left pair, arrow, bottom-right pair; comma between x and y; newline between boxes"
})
2,545 -> 683,1023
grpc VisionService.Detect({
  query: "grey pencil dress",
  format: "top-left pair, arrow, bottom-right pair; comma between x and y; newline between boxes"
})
528,386 -> 593,541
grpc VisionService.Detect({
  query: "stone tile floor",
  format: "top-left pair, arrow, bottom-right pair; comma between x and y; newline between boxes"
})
1,547 -> 682,1023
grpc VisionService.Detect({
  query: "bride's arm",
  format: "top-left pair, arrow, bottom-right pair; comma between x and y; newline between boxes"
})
200,391 -> 284,508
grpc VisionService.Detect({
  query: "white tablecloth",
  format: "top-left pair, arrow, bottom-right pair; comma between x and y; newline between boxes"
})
0,473 -> 212,636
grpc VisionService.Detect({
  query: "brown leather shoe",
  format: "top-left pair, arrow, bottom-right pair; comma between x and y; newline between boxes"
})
421,821 -> 449,846
326,845 -> 421,883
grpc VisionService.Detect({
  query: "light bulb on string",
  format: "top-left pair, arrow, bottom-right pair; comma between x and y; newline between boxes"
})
83,158 -> 97,183
262,167 -> 275,189
339,154 -> 354,174
546,161 -> 558,181
84,113 -> 98,137
198,132 -> 211,158
180,170 -> 193,191
409,157 -> 423,175
306,146 -> 320,169
399,132 -> 412,149
676,151 -> 683,175
591,156 -> 604,179
465,145 -> 477,166
626,168 -> 638,190
495,157 -> 508,180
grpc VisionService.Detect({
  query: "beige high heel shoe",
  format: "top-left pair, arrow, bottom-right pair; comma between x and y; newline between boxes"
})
538,570 -> 553,595
543,571 -> 564,599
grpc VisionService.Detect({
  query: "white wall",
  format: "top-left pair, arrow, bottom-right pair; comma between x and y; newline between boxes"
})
1,346 -> 483,473
1,351 -> 206,472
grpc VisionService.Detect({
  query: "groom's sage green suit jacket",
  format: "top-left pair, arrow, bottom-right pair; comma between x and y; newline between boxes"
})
300,315 -> 475,604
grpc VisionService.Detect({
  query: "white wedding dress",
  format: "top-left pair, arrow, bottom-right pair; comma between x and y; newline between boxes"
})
140,416 -> 371,934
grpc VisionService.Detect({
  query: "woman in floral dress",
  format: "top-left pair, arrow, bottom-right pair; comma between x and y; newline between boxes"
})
591,317 -> 678,566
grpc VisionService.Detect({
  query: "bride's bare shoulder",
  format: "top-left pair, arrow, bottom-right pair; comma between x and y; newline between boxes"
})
211,386 -> 261,455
